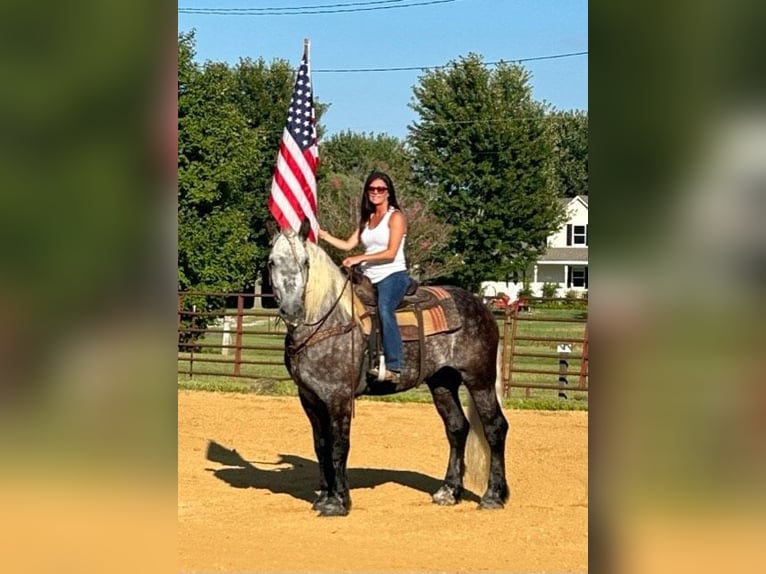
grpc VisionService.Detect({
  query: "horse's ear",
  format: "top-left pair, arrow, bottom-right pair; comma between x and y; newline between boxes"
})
266,220 -> 279,240
298,218 -> 311,242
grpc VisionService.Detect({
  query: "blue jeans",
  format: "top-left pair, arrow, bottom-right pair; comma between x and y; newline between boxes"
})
374,270 -> 409,372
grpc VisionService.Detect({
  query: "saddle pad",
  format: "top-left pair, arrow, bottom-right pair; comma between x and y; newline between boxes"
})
354,286 -> 462,340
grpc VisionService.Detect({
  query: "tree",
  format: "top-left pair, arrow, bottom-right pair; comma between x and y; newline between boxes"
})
178,32 -> 259,299
547,110 -> 588,198
317,131 -> 461,281
178,33 -> 330,309
408,54 -> 566,291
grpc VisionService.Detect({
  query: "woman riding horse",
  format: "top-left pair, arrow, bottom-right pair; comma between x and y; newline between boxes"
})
268,219 -> 509,516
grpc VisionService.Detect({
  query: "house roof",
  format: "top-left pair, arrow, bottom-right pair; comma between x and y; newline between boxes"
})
538,247 -> 589,263
558,195 -> 588,209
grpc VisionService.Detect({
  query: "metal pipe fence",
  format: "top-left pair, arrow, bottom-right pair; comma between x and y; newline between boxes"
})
498,296 -> 588,398
178,292 -> 588,398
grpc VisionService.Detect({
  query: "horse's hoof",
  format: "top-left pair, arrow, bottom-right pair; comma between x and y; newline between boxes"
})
311,492 -> 329,511
431,485 -> 460,506
315,494 -> 350,516
317,502 -> 349,517
478,496 -> 505,509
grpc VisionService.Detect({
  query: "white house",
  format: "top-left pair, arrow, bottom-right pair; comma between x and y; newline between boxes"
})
481,195 -> 588,300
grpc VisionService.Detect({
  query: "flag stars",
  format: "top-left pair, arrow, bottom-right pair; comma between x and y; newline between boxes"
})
279,59 -> 317,152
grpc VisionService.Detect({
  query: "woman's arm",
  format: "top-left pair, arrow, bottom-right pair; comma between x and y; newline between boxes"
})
318,226 -> 360,251
342,211 -> 407,267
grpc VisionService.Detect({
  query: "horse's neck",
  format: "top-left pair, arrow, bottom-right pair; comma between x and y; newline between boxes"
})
304,245 -> 352,325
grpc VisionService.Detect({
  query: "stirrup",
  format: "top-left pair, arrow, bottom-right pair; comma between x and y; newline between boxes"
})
380,370 -> 401,383
373,356 -> 387,381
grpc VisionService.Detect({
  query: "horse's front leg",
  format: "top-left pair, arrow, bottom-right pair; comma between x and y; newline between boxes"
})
315,396 -> 353,517
298,389 -> 331,510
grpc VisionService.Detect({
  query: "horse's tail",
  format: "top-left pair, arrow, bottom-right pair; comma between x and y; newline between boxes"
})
464,348 -> 504,493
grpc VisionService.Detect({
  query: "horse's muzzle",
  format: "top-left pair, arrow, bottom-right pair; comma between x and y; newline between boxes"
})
279,305 -> 304,329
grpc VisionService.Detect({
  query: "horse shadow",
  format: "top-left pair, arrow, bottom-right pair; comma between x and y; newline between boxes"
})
205,440 -> 481,503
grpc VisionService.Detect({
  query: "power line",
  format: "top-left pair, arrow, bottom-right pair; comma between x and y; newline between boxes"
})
180,0 -> 407,11
241,113 -> 584,140
178,0 -> 458,16
314,51 -> 588,73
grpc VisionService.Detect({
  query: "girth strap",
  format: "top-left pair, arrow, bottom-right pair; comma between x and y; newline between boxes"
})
414,303 -> 426,384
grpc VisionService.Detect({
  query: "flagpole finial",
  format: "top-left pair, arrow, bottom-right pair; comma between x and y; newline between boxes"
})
303,38 -> 310,59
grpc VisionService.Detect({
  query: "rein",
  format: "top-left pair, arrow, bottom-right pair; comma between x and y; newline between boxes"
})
285,253 -> 355,357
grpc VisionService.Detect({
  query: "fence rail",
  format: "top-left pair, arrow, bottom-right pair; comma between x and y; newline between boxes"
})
178,292 -> 588,398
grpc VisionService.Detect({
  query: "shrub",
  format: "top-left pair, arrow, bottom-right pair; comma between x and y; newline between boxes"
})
542,282 -> 559,299
518,282 -> 533,298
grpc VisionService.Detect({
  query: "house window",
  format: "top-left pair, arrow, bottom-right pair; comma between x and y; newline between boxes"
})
573,225 -> 587,245
568,267 -> 588,288
566,224 -> 588,246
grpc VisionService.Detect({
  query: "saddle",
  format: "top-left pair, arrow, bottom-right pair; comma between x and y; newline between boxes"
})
343,267 -> 463,383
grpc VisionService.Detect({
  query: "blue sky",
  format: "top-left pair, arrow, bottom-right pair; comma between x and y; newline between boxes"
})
178,0 -> 587,139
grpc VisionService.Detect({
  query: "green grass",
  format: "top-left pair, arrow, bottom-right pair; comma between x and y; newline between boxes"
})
178,377 -> 588,411
178,376 -> 295,395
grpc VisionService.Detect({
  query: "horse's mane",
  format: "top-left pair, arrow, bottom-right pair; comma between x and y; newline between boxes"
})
303,240 -> 357,323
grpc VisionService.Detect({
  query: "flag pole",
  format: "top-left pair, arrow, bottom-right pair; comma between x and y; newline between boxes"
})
304,38 -> 317,233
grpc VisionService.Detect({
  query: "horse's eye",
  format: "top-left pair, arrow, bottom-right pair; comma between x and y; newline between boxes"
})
267,259 -> 274,268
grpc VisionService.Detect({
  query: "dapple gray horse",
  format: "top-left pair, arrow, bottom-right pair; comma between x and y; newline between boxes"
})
268,220 -> 508,516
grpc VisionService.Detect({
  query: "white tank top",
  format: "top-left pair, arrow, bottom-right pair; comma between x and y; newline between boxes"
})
360,208 -> 407,284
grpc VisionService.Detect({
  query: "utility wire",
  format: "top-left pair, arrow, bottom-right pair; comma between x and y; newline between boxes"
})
179,0 -> 458,16
241,114 -> 585,140
181,0 -> 407,11
314,51 -> 588,73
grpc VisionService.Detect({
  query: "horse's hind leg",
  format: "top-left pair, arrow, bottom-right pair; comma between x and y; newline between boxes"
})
426,369 -> 469,505
466,385 -> 510,508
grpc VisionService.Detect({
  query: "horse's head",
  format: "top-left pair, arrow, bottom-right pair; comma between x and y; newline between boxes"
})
268,219 -> 312,328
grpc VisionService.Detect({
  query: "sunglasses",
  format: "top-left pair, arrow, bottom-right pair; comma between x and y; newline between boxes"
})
367,186 -> 388,194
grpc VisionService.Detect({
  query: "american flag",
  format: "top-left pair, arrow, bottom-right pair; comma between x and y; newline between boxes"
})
268,42 -> 318,242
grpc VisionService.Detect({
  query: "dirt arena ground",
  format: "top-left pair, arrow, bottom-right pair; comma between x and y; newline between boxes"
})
178,391 -> 588,573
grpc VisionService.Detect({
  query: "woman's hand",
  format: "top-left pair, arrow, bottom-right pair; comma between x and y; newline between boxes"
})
342,255 -> 364,268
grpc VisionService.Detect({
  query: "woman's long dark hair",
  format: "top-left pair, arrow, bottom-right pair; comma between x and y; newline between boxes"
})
358,170 -> 400,231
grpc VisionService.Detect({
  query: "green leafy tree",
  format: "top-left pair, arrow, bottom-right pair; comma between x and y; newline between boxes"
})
408,54 -> 565,291
547,110 -> 588,198
178,32 -> 259,299
179,33 -> 332,320
317,131 -> 461,281
178,33 -> 259,341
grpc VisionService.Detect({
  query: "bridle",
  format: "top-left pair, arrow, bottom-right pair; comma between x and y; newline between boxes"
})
281,233 -> 357,357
